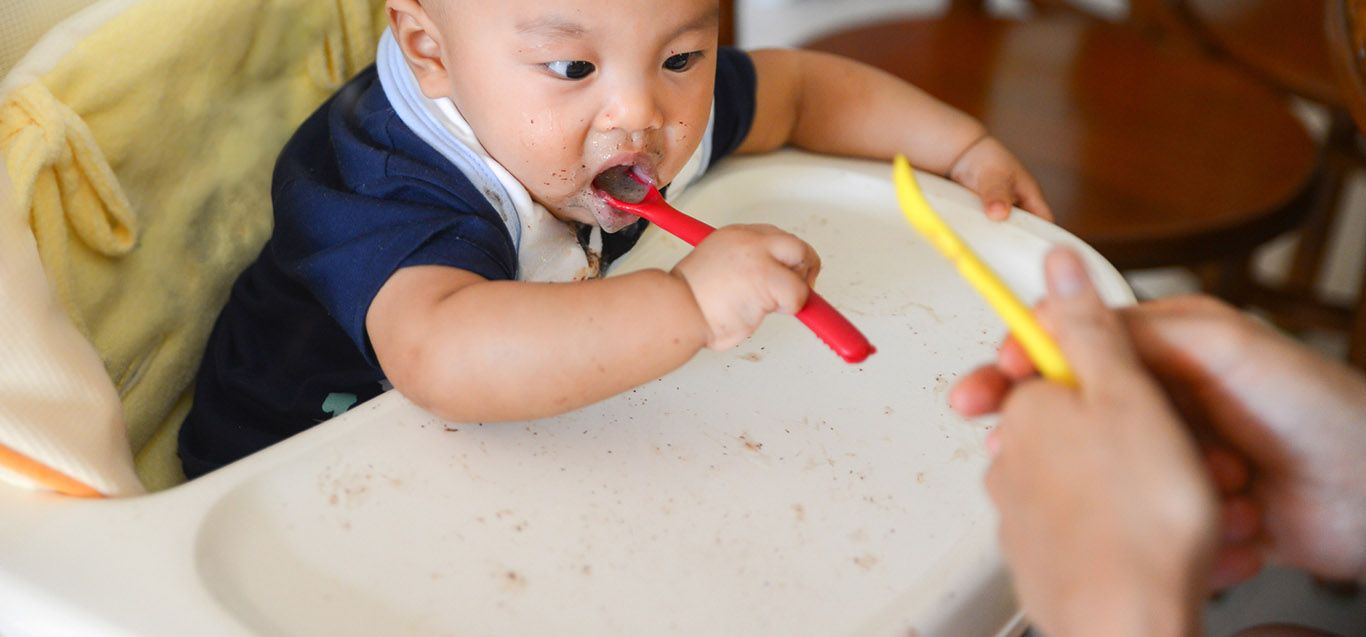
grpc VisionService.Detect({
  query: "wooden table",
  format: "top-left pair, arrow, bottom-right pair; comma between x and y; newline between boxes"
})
1185,0 -> 1341,107
1329,0 -> 1366,127
804,10 -> 1319,271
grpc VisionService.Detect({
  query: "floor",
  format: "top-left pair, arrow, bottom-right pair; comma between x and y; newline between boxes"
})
738,2 -> 1366,636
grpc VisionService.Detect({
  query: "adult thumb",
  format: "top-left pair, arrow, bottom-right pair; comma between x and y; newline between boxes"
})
1039,247 -> 1141,384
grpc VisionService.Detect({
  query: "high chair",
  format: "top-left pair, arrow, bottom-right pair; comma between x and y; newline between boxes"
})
0,0 -> 389,494
0,1 -> 1136,634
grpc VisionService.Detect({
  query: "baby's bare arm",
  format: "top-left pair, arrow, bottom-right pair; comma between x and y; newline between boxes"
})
739,49 -> 1051,219
366,226 -> 818,424
368,266 -> 707,423
737,49 -> 984,174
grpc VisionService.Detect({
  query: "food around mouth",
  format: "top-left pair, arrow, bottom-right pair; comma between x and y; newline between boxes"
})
593,165 -> 651,205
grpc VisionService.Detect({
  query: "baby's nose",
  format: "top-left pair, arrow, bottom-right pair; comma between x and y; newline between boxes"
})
597,82 -> 664,134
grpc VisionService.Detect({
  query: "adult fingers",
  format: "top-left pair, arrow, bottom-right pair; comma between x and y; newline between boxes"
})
1221,496 -> 1261,543
949,365 -> 1013,417
1209,543 -> 1265,591
1037,247 -> 1144,390
1205,446 -> 1251,495
951,328 -> 1058,418
1118,295 -> 1249,384
996,335 -> 1037,380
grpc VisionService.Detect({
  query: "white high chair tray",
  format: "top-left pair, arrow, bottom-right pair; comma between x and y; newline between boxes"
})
0,151 -> 1132,637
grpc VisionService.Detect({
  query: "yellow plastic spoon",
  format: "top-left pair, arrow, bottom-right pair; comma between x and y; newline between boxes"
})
892,154 -> 1077,386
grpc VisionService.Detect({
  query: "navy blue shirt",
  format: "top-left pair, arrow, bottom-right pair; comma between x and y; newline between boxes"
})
179,49 -> 757,478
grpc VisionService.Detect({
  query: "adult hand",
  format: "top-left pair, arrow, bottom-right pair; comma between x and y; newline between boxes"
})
1113,295 -> 1366,585
962,248 -> 1218,637
953,254 -> 1366,589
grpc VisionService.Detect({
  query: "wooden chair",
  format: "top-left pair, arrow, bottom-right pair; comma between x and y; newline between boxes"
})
1333,3 -> 1366,374
1328,0 -> 1366,127
1174,0 -> 1366,367
1328,0 -> 1366,367
794,0 -> 1320,280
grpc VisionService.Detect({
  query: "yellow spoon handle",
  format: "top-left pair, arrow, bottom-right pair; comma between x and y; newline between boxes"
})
892,155 -> 1077,387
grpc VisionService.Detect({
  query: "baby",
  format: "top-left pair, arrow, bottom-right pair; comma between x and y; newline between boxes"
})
177,0 -> 1050,478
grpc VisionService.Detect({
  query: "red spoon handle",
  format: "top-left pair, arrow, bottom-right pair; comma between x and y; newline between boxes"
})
647,205 -> 714,247
795,292 -> 875,363
605,187 -> 875,364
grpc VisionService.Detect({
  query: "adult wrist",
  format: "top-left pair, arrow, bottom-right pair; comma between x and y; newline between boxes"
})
1051,557 -> 1206,637
1052,588 -> 1201,637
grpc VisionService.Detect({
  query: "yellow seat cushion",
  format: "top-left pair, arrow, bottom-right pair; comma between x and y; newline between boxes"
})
0,0 -> 386,491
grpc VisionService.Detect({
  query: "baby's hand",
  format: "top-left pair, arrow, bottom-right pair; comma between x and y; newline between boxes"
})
671,224 -> 821,351
949,135 -> 1053,221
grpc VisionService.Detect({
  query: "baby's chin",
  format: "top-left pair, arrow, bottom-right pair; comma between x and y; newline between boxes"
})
586,194 -> 641,233
542,191 -> 641,234
596,213 -> 639,234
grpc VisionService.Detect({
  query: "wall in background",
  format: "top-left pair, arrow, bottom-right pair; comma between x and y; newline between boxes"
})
737,0 -> 1128,48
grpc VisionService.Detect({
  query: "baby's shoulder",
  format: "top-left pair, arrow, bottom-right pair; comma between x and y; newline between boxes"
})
273,73 -> 491,217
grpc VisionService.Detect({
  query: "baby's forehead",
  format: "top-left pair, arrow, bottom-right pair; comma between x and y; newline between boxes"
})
440,0 -> 719,35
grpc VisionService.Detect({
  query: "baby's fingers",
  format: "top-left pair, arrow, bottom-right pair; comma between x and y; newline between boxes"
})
763,233 -> 821,287
805,249 -> 822,286
977,171 -> 1016,221
766,265 -> 812,315
1014,174 -> 1054,222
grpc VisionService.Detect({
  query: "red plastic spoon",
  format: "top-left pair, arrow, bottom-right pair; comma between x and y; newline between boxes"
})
595,167 -> 875,364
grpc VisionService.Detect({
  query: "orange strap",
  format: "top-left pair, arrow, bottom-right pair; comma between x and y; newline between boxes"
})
0,440 -> 103,498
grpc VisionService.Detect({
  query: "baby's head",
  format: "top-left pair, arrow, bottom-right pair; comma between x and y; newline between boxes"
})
387,0 -> 720,232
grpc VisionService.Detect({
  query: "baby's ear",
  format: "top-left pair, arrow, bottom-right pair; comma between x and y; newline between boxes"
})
387,0 -> 451,99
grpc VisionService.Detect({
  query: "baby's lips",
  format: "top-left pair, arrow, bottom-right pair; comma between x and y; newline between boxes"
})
593,165 -> 650,204
631,164 -> 659,187
592,151 -> 660,183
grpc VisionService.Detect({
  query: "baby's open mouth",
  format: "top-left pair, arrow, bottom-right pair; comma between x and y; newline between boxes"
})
588,164 -> 657,233
592,165 -> 652,205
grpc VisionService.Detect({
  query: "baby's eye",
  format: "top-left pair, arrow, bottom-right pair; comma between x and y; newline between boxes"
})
663,51 -> 702,73
545,60 -> 596,80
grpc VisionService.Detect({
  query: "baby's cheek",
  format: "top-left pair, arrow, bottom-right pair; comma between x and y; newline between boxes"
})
516,139 -> 585,196
525,176 -> 578,213
661,126 -> 701,181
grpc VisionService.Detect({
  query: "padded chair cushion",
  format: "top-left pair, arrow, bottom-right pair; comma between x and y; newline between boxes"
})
0,136 -> 141,495
0,0 -> 103,80
0,0 -> 385,492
